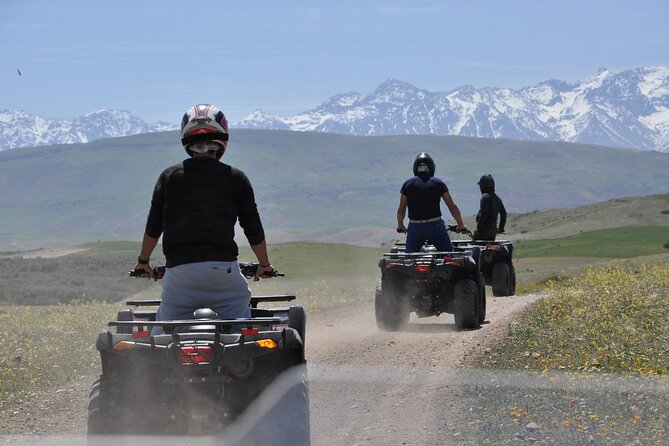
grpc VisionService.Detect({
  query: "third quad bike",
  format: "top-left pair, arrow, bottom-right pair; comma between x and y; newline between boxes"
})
87,262 -> 307,438
449,226 -> 516,297
376,237 -> 485,331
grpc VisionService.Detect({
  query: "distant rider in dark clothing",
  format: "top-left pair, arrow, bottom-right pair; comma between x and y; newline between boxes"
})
474,174 -> 507,241
397,153 -> 467,252
133,104 -> 275,333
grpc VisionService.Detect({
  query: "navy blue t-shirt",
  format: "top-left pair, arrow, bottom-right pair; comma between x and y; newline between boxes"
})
400,176 -> 449,220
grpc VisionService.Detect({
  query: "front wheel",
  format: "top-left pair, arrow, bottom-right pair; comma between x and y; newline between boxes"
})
375,281 -> 409,331
453,279 -> 479,330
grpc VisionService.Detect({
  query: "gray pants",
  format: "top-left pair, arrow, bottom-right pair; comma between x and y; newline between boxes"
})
151,261 -> 251,335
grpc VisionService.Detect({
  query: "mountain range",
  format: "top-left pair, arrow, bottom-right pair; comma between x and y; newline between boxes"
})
2,66 -> 668,152
0,110 -> 176,150
236,66 -> 669,152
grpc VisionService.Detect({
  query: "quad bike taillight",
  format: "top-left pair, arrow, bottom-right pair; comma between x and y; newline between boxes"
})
415,265 -> 431,273
179,345 -> 214,365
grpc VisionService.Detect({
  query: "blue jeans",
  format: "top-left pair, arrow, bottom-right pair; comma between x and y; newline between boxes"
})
406,219 -> 453,252
151,261 -> 251,335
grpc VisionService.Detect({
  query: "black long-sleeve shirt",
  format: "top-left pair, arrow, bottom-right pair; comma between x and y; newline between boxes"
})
476,192 -> 507,239
145,157 -> 265,267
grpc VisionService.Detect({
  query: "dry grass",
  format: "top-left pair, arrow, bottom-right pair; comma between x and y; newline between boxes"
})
481,262 -> 669,375
0,301 -> 118,406
456,260 -> 669,445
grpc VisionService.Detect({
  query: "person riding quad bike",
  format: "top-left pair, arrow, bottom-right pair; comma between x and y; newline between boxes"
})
133,104 -> 276,334
474,174 -> 507,241
396,152 -> 467,252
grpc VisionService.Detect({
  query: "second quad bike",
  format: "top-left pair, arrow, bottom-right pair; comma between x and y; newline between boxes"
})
450,226 -> 516,297
376,237 -> 486,331
87,262 -> 307,438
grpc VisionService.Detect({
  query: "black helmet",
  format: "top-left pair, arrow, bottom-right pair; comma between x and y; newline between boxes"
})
413,152 -> 435,177
478,174 -> 495,193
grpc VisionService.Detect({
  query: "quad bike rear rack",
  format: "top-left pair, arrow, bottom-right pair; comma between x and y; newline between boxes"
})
125,295 -> 296,309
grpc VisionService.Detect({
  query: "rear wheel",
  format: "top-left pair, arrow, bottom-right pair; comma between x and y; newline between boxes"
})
477,272 -> 486,324
288,306 -> 306,345
87,377 -> 130,436
87,376 -> 180,437
375,280 -> 409,331
492,262 -> 511,296
288,305 -> 307,362
453,279 -> 479,330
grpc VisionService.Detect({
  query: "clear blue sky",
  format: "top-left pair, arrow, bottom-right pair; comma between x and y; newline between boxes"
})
2,0 -> 668,123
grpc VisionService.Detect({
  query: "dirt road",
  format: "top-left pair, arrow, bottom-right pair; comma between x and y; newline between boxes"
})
307,293 -> 541,445
0,292 -> 540,445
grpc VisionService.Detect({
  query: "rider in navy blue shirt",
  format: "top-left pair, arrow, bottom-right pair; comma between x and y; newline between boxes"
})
397,153 -> 467,252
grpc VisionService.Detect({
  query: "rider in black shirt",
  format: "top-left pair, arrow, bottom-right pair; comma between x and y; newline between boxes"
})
474,174 -> 507,241
133,104 -> 274,331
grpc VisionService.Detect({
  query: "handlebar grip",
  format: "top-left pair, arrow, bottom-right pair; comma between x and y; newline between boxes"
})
129,269 -> 149,278
129,267 -> 165,280
447,225 -> 474,237
239,262 -> 283,279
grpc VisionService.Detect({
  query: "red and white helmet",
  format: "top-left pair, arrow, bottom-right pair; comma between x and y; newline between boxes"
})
180,104 -> 229,159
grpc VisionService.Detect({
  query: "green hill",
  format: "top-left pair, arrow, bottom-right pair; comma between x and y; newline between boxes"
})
1,130 -> 668,249
514,225 -> 669,258
504,193 -> 669,240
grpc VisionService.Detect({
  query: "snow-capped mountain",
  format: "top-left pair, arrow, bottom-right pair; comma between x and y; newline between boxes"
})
0,110 -> 177,150
236,67 -> 669,152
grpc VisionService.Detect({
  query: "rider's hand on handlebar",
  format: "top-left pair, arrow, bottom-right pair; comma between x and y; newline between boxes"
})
457,224 -> 467,233
254,264 -> 275,281
133,263 -> 153,279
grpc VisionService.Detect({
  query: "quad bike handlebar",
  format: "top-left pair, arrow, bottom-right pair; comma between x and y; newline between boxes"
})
397,224 -> 472,236
129,262 -> 284,280
447,225 -> 474,238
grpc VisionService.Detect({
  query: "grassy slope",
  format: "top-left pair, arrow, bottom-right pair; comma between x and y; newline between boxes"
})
2,130 -> 669,249
505,193 -> 669,241
515,225 -> 669,258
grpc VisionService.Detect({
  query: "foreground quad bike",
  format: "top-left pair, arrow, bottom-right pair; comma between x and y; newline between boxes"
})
376,237 -> 485,331
449,226 -> 516,297
87,262 -> 306,437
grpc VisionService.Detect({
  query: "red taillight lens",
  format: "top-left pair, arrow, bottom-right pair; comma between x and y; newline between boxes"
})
443,255 -> 452,262
242,327 -> 259,335
132,330 -> 150,338
415,265 -> 431,273
179,346 -> 213,365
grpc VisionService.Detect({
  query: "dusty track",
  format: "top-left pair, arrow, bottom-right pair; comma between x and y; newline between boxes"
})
0,292 -> 540,445
307,292 -> 541,445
